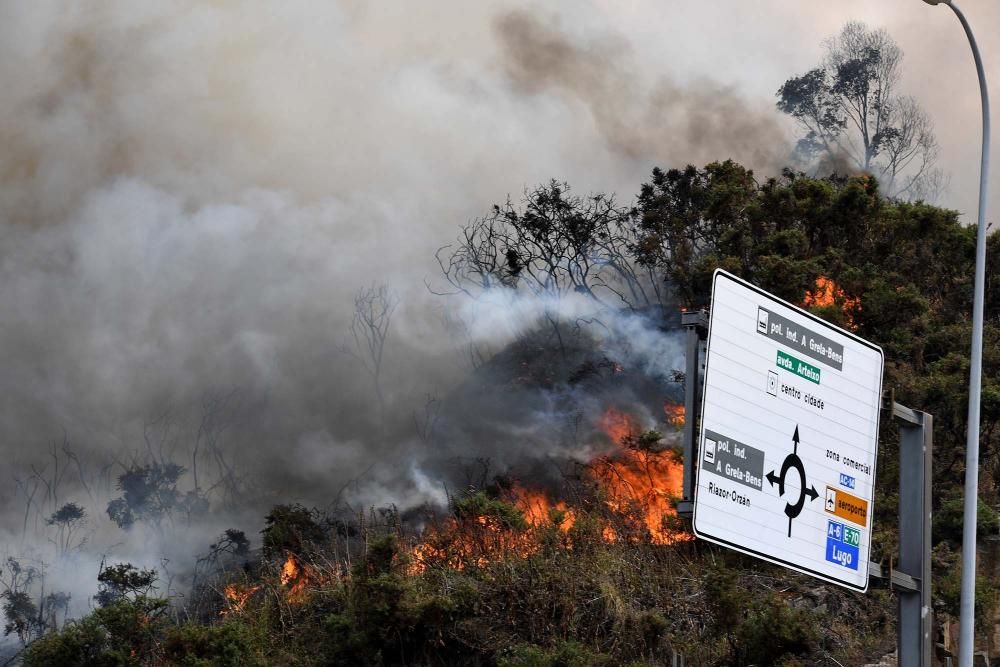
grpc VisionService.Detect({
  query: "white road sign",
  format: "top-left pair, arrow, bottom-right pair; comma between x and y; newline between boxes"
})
693,270 -> 884,591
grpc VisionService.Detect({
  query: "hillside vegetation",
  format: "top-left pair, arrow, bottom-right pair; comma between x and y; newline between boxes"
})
11,163 -> 1000,665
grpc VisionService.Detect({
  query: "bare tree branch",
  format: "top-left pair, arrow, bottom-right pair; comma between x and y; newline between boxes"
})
345,284 -> 399,428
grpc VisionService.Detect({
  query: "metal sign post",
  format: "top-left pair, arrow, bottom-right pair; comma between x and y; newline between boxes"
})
888,398 -> 933,667
677,309 -> 707,518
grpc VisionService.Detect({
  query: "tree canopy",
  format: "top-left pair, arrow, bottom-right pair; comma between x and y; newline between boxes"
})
435,181 -> 657,309
441,160 -> 1000,547
633,160 -> 999,551
777,21 -> 942,200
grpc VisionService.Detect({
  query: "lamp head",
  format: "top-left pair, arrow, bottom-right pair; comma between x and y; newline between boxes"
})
922,0 -> 948,4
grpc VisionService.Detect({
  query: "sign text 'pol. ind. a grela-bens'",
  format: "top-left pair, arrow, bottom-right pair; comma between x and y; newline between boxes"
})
693,270 -> 884,591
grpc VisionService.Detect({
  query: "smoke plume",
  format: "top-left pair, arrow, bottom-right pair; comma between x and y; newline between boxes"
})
0,3 -> 780,535
494,10 -> 788,171
26,3 -> 991,629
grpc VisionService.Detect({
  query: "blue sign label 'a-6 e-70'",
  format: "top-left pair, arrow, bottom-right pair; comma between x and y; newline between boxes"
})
825,519 -> 860,570
839,473 -> 856,489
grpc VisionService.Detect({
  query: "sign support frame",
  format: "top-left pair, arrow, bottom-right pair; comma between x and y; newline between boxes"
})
677,309 -> 707,518
886,396 -> 933,667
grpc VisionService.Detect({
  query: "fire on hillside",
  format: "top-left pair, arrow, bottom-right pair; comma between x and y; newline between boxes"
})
230,276 -> 861,608
406,404 -> 687,575
804,276 -> 861,329
219,401 -> 689,612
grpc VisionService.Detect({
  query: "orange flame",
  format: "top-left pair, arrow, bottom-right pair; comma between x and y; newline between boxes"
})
594,406 -> 686,544
598,407 -> 634,444
408,513 -> 541,574
664,403 -> 685,428
407,483 -> 592,575
406,405 -> 690,573
510,484 -> 575,532
409,406 -> 689,572
281,554 -> 298,581
803,276 -> 860,329
279,553 -> 321,603
221,583 -> 260,616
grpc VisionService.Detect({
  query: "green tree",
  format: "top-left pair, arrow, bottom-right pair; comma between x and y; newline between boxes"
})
1,558 -> 46,645
94,562 -> 158,608
22,597 -> 169,667
777,21 -> 941,200
46,502 -> 87,556
106,462 -> 206,531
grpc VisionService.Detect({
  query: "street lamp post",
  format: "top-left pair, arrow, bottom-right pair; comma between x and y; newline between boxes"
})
922,2 -> 991,665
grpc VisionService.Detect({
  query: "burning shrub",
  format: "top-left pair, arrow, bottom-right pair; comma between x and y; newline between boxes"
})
261,503 -> 325,558
589,422 -> 686,545
220,582 -> 261,617
803,276 -> 862,330
451,491 -> 527,531
410,491 -> 536,573
23,503 -> 866,666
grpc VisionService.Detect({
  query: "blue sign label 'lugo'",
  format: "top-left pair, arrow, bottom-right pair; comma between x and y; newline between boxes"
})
826,539 -> 859,570
825,519 -> 860,570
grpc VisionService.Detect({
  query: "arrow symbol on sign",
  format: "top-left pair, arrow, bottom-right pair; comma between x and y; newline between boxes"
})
767,424 -> 813,538
766,470 -> 783,494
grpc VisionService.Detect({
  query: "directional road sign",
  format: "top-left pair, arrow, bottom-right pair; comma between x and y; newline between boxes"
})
693,270 -> 884,590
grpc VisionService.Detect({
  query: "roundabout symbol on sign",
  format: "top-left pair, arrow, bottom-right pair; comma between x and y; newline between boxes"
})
766,425 -> 819,537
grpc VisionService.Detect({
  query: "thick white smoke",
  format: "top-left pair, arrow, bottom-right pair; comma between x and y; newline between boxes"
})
0,1 -> 778,527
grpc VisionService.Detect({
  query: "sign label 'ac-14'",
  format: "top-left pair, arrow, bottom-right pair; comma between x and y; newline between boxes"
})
694,270 -> 884,591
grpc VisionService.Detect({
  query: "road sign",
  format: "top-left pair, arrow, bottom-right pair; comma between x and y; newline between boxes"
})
692,270 -> 884,590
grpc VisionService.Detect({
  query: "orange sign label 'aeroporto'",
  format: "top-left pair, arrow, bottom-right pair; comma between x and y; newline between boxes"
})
824,486 -> 868,527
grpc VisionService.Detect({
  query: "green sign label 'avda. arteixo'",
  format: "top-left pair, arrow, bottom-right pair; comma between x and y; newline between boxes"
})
776,350 -> 821,384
